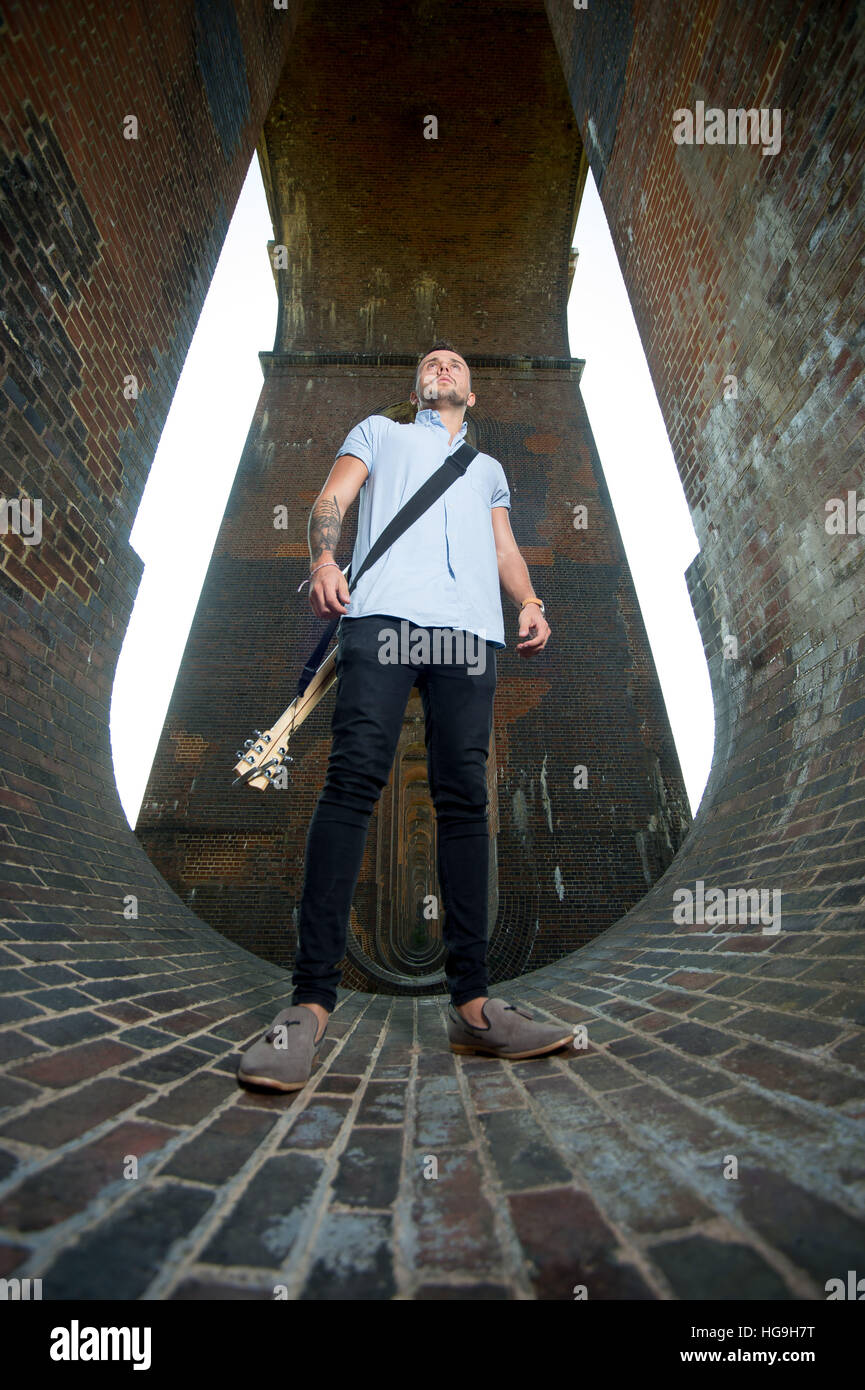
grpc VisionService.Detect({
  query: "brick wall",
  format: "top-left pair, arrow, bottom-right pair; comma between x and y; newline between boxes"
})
136,357 -> 691,980
1,0 -> 862,1002
0,2 -> 300,942
544,0 -> 865,918
135,0 -> 691,986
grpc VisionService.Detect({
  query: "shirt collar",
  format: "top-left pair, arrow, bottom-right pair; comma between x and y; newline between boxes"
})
415,408 -> 467,441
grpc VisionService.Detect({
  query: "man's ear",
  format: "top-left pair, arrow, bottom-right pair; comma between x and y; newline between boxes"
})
467,391 -> 476,408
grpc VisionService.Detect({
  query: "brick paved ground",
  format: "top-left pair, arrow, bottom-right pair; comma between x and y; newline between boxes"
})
1,897 -> 863,1300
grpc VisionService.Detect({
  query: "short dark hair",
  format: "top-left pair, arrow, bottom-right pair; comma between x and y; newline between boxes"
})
414,340 -> 472,396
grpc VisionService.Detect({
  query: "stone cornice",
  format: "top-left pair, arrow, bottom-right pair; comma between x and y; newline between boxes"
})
259,352 -> 586,383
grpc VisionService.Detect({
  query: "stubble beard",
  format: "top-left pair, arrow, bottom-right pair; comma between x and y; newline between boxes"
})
420,380 -> 468,408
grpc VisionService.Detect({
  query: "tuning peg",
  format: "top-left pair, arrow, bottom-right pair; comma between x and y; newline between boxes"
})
243,738 -> 255,749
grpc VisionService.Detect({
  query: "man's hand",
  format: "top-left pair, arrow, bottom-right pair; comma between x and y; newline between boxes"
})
517,603 -> 550,657
309,564 -> 351,619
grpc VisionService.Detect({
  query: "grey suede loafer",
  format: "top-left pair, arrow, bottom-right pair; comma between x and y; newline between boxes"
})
236,1005 -> 325,1092
447,998 -> 574,1059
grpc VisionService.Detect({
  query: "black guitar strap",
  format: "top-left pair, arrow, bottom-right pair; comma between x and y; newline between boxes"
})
297,440 -> 479,696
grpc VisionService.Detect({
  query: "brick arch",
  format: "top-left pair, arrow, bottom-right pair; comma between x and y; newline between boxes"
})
1,0 -> 863,1299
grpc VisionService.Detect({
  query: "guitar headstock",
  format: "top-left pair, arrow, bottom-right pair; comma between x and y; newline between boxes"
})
232,728 -> 294,790
231,644 -> 338,791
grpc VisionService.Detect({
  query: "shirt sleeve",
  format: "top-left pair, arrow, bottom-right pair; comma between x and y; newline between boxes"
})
333,414 -> 386,476
491,461 -> 511,510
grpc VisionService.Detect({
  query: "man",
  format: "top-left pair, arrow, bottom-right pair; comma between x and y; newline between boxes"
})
238,342 -> 574,1092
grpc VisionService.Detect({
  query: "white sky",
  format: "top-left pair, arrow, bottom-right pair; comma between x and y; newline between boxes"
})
110,157 -> 714,827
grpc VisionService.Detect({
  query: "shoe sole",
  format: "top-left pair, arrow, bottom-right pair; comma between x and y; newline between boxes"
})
236,1071 -> 310,1092
450,1032 -> 574,1060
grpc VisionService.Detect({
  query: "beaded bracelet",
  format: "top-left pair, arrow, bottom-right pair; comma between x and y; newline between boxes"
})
296,560 -> 341,593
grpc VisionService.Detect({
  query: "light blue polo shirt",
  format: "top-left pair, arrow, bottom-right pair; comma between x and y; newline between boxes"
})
333,409 -> 512,648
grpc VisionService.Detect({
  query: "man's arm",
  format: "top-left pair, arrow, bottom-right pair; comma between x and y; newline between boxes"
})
307,453 -> 369,618
491,505 -> 538,608
491,505 -> 550,654
309,452 -> 369,570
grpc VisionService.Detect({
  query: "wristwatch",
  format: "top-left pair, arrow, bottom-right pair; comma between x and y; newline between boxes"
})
519,597 -> 545,615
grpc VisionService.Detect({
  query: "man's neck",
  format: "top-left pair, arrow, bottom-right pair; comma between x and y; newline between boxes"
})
427,403 -> 465,445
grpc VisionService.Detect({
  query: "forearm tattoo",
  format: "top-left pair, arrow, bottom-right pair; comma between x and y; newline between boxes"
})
309,493 -> 342,562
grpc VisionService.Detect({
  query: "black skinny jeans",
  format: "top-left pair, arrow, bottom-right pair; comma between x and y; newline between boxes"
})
291,613 -> 497,1012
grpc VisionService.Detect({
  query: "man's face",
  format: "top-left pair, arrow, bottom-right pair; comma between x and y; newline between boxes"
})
411,351 -> 475,411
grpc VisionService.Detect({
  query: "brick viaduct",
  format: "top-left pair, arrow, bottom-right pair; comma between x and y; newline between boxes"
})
0,0 -> 863,1300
